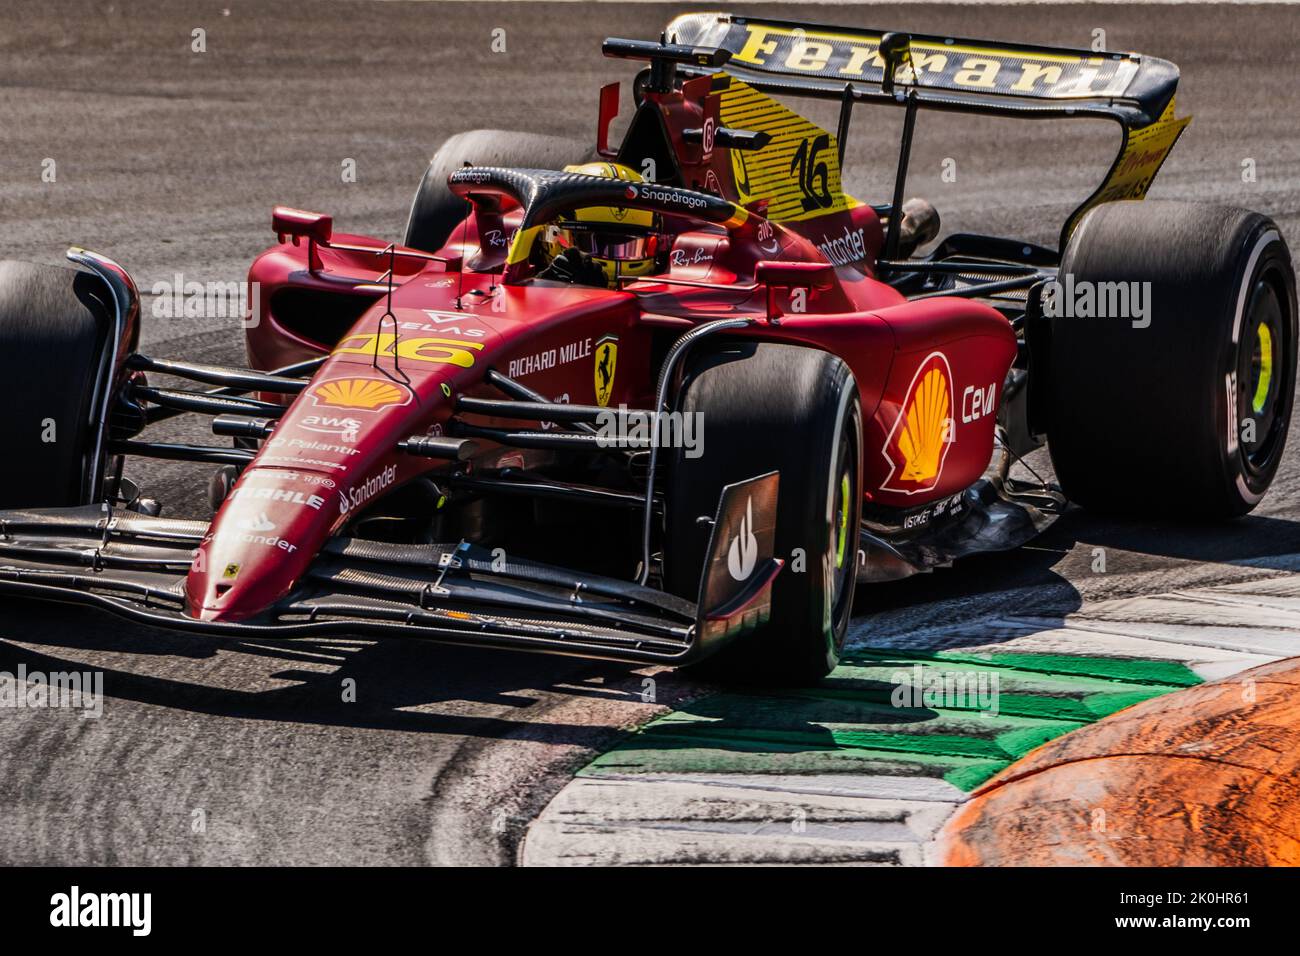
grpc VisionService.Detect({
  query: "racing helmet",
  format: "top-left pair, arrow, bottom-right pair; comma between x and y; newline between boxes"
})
543,162 -> 667,287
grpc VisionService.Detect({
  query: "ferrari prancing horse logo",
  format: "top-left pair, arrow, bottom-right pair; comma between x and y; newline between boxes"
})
594,335 -> 617,407
881,351 -> 955,495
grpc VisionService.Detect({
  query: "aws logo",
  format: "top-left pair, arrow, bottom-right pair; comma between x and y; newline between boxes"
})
881,352 -> 955,495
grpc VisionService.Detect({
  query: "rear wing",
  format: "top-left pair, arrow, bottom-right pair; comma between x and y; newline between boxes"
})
665,12 -> 1190,246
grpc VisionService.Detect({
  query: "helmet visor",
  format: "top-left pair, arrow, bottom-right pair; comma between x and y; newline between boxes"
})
556,226 -> 657,262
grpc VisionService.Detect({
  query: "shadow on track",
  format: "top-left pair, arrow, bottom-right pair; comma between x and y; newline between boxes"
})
0,597 -> 662,746
3,509 -> 1298,743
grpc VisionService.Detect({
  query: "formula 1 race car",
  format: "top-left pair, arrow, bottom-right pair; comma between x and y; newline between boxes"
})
0,12 -> 1294,683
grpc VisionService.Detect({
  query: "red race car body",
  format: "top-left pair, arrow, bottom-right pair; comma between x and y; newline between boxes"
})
9,11 -> 1258,684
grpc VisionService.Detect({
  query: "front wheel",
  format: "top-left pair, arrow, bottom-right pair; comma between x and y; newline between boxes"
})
666,342 -> 862,684
404,129 -> 593,254
0,261 -> 113,509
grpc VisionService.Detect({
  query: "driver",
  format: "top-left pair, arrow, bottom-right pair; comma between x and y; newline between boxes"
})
536,162 -> 669,288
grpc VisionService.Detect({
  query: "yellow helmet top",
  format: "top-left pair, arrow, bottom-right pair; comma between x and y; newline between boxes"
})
561,162 -> 657,231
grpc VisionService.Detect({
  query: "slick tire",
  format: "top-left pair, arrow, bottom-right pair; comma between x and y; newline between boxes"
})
404,129 -> 594,253
1046,201 -> 1297,518
0,261 -> 112,508
666,342 -> 862,685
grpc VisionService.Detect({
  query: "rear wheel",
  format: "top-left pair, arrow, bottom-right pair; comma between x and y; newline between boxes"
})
0,261 -> 112,509
666,343 -> 862,684
1045,201 -> 1297,518
404,129 -> 593,253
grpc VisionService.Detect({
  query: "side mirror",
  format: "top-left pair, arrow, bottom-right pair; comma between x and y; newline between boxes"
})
756,260 -> 835,290
756,260 -> 835,320
272,206 -> 333,246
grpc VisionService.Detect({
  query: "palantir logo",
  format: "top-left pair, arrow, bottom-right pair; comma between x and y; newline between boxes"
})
727,496 -> 758,581
50,886 -> 151,936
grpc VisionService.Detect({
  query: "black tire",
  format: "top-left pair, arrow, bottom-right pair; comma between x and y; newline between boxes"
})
1046,200 -> 1297,518
666,342 -> 862,684
403,129 -> 593,253
0,261 -> 112,508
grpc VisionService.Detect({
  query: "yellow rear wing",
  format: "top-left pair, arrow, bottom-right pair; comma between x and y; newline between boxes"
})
667,12 -> 1189,247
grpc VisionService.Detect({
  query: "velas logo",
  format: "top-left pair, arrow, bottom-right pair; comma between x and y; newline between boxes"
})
882,352 -> 955,495
311,378 -> 408,411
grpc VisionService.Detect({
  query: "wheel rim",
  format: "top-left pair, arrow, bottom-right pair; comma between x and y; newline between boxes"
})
1251,322 -> 1274,415
834,471 -> 850,571
829,431 -> 856,629
1237,275 -> 1287,474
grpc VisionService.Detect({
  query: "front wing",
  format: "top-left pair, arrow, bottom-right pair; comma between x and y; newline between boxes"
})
0,476 -> 781,667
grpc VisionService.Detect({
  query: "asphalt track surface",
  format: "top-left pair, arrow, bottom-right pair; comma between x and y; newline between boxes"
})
1,1 -> 1300,866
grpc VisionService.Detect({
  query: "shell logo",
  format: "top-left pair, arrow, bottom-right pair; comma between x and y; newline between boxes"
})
881,352 -> 955,494
311,378 -> 408,411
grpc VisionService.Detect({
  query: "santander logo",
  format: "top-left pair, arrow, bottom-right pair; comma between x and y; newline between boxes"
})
727,497 -> 758,581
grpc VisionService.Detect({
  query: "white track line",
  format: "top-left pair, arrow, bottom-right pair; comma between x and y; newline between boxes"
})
522,569 -> 1300,866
